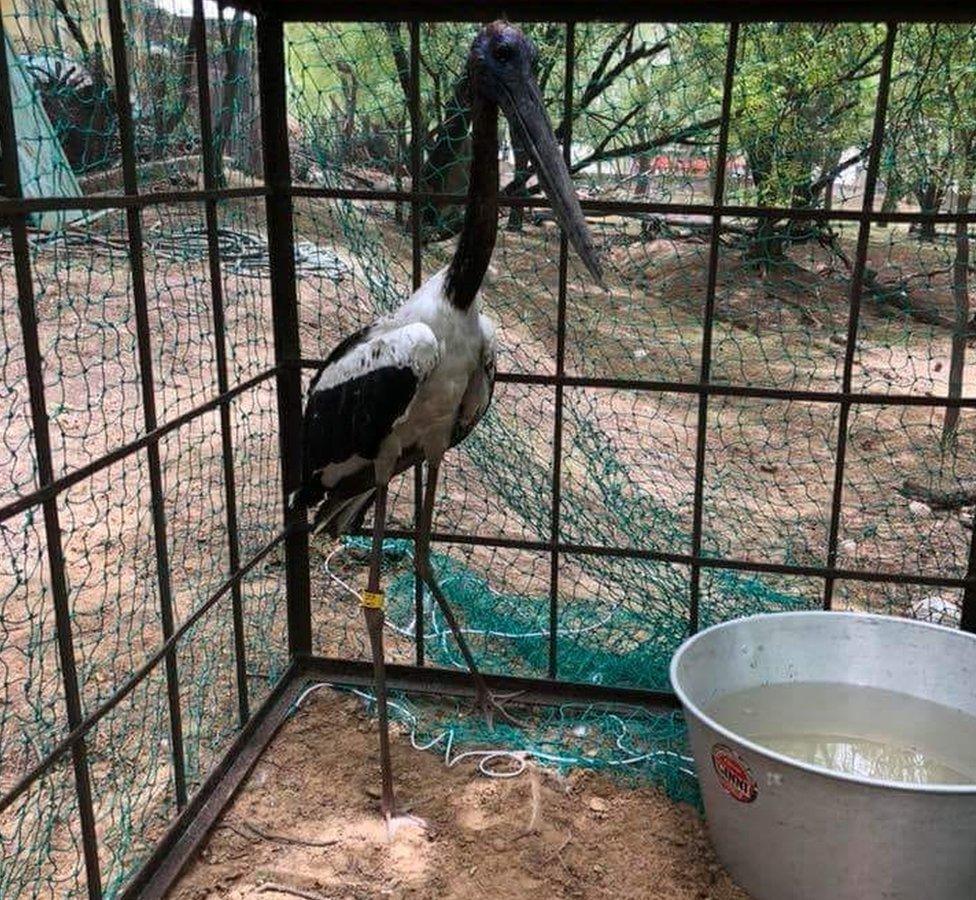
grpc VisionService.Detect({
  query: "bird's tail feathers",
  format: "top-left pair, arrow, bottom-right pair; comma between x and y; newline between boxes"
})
289,481 -> 324,512
312,489 -> 376,539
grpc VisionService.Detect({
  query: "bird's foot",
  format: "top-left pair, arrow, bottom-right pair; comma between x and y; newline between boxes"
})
476,688 -> 529,730
385,812 -> 427,840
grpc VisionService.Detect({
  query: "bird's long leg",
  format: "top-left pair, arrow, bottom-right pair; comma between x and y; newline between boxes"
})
362,484 -> 396,824
415,461 -> 525,729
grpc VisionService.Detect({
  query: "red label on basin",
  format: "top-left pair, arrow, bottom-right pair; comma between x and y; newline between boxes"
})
711,744 -> 758,803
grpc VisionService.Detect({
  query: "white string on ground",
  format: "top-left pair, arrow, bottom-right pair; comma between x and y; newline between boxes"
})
291,680 -> 527,778
290,681 -> 696,781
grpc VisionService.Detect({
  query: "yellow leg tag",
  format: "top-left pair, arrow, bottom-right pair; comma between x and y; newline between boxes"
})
361,590 -> 385,610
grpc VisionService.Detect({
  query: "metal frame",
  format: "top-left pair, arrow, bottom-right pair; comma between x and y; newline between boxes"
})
0,3 -> 973,899
293,16 -> 976,659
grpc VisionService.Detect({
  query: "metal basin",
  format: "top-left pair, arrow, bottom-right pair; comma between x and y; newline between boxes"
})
670,611 -> 976,900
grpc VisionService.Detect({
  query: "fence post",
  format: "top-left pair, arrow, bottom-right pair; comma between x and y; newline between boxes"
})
192,0 -> 250,726
0,18 -> 103,899
256,13 -> 312,657
408,19 -> 425,666
822,23 -> 898,611
688,22 -> 739,634
546,21 -> 576,679
963,525 -> 976,633
105,0 -> 189,811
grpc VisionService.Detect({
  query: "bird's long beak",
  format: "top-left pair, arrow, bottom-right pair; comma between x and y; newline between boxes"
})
501,77 -> 603,285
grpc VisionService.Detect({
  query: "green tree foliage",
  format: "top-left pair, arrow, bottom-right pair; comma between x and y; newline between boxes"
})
730,23 -> 884,210
882,26 -> 976,445
884,26 -> 976,232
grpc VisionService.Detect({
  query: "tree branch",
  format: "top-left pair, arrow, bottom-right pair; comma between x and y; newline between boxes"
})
570,115 -> 722,172
53,0 -> 91,58
503,115 -> 722,197
808,146 -> 870,196
383,23 -> 411,107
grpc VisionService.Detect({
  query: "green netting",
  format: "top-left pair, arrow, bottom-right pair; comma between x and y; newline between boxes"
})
297,680 -> 703,807
1,2 -> 279,897
287,17 -> 974,816
1,9 -> 975,899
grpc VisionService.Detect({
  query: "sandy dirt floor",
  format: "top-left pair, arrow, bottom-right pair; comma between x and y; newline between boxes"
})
168,689 -> 749,900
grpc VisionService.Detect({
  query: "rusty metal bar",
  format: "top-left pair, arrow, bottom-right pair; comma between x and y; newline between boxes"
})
227,1 -> 976,24
8,184 -> 965,223
301,655 -> 680,709
0,185 -> 268,215
193,0 -> 250,726
548,22 -> 575,679
358,526 -> 974,591
0,368 -> 278,528
0,531 -> 286,819
688,22 -> 739,634
257,13 -> 313,656
964,522 -> 976,634
295,361 -> 976,409
823,23 -> 899,611
107,0 -> 189,807
287,185 -> 976,224
409,18 -> 425,666
0,18 -> 103,899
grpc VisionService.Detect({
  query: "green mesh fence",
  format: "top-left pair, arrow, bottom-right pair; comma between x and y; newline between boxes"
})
284,14 -> 975,827
1,2 -> 283,897
1,9 -> 975,899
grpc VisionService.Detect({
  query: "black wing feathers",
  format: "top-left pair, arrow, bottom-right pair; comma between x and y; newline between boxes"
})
304,365 -> 419,472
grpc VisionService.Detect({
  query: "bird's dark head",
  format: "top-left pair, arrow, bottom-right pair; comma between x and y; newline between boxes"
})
468,20 -> 603,285
468,21 -> 539,105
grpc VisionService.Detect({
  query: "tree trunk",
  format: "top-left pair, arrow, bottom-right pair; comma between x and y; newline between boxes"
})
876,186 -> 898,228
743,147 -> 787,269
417,75 -> 471,239
747,215 -> 788,271
914,180 -> 943,242
942,182 -> 972,448
632,153 -> 652,197
152,22 -> 199,157
213,10 -> 245,187
393,119 -> 406,226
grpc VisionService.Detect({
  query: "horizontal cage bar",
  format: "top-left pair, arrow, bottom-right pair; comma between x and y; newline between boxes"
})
348,526 -> 976,591
0,530 -> 287,817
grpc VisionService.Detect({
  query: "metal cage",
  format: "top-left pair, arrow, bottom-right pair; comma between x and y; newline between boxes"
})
0,2 -> 974,897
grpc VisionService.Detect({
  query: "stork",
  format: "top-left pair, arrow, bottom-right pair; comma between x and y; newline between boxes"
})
292,20 -> 602,829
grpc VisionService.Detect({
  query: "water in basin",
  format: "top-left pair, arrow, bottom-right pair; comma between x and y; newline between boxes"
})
706,682 -> 976,785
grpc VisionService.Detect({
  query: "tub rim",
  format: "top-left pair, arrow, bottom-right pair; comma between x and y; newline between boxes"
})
669,610 -> 976,795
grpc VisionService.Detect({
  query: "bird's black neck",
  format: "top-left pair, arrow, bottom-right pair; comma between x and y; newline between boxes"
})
444,94 -> 498,311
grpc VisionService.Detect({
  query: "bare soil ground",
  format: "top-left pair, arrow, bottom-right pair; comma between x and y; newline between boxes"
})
168,689 -> 749,900
2,181 -> 973,894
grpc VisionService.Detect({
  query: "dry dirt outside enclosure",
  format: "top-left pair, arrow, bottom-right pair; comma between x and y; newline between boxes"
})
168,689 -> 749,900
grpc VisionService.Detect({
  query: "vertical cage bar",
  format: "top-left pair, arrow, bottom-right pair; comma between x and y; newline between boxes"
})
256,13 -> 313,657
823,23 -> 898,610
548,21 -> 575,679
105,0 -> 188,809
0,22 -> 104,897
192,0 -> 249,725
409,18 -> 425,666
688,21 -> 739,634
963,523 -> 976,633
